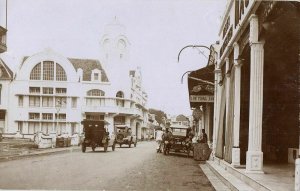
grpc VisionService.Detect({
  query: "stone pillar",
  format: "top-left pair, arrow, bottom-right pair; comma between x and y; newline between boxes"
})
224,58 -> 231,156
213,67 -> 222,156
205,103 -> 211,145
296,23 -> 300,191
232,43 -> 242,167
246,14 -> 264,173
296,158 -> 300,191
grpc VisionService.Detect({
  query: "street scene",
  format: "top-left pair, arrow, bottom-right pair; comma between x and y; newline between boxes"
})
0,0 -> 300,191
0,142 -> 215,191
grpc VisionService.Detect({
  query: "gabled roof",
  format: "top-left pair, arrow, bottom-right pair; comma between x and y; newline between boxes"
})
0,58 -> 14,79
68,58 -> 109,82
176,114 -> 189,122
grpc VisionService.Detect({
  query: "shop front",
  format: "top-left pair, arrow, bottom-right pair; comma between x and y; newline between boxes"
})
212,1 -> 299,190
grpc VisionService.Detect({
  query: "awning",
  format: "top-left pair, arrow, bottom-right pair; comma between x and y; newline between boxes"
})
188,62 -> 215,108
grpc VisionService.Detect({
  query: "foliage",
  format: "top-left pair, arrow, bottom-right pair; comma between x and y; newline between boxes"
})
149,108 -> 167,126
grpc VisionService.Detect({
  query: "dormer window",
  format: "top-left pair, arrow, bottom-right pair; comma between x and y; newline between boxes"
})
94,73 -> 99,81
91,69 -> 102,82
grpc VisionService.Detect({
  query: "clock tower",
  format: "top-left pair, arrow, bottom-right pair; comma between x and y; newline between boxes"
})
100,17 -> 130,82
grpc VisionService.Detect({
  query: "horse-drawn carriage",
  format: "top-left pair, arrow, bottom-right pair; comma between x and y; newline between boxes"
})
81,120 -> 116,152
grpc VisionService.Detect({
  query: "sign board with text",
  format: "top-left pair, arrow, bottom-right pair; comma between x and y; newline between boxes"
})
190,95 -> 214,103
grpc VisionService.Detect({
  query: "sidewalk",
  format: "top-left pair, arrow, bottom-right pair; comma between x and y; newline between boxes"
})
0,138 -> 81,162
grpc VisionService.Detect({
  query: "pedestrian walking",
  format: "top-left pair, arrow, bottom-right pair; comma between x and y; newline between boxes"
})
155,128 -> 163,153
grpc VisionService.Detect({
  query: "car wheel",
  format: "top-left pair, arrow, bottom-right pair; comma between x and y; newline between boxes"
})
104,144 -> 108,152
81,143 -> 86,153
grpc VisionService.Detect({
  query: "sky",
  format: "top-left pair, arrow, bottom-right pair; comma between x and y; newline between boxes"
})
5,0 -> 226,116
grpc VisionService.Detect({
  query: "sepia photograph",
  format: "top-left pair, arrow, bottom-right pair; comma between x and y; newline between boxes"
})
0,0 -> 299,190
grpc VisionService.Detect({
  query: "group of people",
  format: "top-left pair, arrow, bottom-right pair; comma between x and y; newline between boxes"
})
155,127 -> 208,153
155,127 -> 172,153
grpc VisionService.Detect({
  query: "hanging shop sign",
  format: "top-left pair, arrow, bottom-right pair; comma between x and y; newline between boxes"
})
190,95 -> 214,103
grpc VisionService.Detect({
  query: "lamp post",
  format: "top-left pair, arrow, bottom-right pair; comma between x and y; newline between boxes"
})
50,98 -> 65,148
177,45 -> 210,63
55,99 -> 65,135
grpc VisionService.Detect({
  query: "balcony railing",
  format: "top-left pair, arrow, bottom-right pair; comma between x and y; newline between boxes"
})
0,26 -> 7,53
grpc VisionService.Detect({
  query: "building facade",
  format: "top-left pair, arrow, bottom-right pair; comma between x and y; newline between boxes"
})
0,18 -> 148,142
0,0 -> 7,134
169,114 -> 190,129
211,1 -> 299,190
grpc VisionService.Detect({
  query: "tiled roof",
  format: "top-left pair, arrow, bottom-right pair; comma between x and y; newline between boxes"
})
176,114 -> 189,122
21,55 -> 109,82
68,58 -> 109,82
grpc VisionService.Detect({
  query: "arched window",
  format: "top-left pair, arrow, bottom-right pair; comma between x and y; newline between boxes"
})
87,89 -> 105,96
56,63 -> 67,81
116,91 -> 124,98
30,63 -> 41,80
116,91 -> 124,107
29,61 -> 67,81
43,61 -> 54,80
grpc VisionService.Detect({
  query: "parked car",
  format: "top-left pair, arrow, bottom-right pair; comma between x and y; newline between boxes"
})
163,127 -> 193,157
81,120 -> 116,152
115,125 -> 137,148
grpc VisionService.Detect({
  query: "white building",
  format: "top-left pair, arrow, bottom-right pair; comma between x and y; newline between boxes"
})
0,18 -> 148,141
169,114 -> 190,129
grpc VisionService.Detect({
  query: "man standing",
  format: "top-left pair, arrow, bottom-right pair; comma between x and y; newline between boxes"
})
155,128 -> 163,153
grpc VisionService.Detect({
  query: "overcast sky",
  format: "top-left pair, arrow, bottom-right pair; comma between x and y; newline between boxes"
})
6,0 -> 226,116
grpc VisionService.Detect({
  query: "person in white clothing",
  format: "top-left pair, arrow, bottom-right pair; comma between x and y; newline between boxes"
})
155,128 -> 163,153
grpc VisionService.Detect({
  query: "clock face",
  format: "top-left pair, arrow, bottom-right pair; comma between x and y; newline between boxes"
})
118,39 -> 126,49
103,39 -> 110,49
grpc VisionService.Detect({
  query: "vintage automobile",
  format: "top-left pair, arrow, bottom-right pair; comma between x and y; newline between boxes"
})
163,127 -> 193,157
81,120 -> 116,152
115,125 -> 137,148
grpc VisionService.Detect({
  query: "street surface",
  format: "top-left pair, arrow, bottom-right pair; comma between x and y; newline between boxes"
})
0,141 -> 215,191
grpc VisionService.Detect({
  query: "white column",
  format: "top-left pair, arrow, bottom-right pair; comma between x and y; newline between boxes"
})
224,58 -> 231,157
206,103 -> 211,145
232,43 -> 242,167
201,105 -> 205,134
213,67 -> 222,156
296,158 -> 300,191
296,32 -> 300,191
246,14 -> 264,173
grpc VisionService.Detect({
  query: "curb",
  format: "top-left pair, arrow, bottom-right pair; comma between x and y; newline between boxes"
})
0,147 -> 81,162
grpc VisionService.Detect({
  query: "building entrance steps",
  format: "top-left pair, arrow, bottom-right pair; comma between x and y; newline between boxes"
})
204,160 -> 256,191
205,158 -> 295,191
199,163 -> 231,191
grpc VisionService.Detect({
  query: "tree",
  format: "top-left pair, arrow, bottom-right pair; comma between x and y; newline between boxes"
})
149,108 -> 167,126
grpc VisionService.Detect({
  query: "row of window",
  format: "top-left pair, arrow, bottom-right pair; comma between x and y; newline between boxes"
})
18,121 -> 77,135
87,89 -> 124,98
85,98 -> 125,107
29,87 -> 67,94
29,112 -> 66,120
28,88 -> 124,98
19,96 -> 77,108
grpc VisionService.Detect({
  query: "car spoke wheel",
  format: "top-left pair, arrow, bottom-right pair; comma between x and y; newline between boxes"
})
81,144 -> 86,153
104,144 -> 108,152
